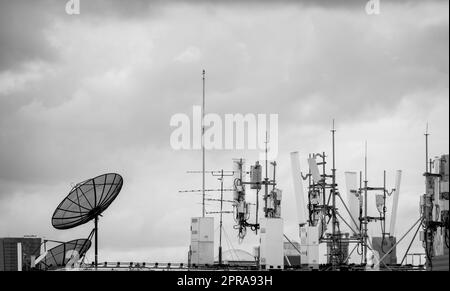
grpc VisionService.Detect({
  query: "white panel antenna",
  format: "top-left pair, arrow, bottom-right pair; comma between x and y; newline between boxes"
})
389,170 -> 402,236
308,157 -> 322,183
290,152 -> 307,226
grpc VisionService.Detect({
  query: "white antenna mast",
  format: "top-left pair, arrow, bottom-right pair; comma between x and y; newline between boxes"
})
202,69 -> 206,218
425,122 -> 430,173
363,140 -> 368,263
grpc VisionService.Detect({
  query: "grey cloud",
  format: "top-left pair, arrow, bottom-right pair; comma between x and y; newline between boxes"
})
0,0 -> 60,72
0,1 -> 448,186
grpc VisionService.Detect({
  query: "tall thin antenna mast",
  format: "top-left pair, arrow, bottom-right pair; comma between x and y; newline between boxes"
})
264,131 -> 269,218
331,119 -> 338,269
265,131 -> 269,179
363,140 -> 368,264
332,119 -> 336,170
219,169 -> 224,265
365,141 -> 368,182
95,216 -> 98,270
202,69 -> 206,217
425,123 -> 430,173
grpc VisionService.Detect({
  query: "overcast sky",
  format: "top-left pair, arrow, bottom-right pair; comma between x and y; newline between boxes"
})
0,0 -> 448,264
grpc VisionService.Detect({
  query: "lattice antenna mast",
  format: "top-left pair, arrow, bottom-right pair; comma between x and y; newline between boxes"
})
330,119 -> 339,270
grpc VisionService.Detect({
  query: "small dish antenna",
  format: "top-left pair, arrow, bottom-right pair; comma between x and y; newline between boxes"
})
38,239 -> 91,270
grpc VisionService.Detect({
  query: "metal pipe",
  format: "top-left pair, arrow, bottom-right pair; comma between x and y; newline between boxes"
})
400,218 -> 423,265
255,189 -> 259,234
383,170 -> 387,236
336,212 -> 359,238
359,171 -> 363,264
219,170 -> 223,265
95,216 -> 98,269
343,243 -> 359,265
308,154 -> 312,226
284,234 -> 303,264
364,141 -> 368,264
272,162 -> 276,191
322,152 -> 326,207
336,194 -> 360,235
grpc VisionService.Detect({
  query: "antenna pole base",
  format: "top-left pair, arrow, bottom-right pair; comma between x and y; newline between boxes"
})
95,216 -> 98,270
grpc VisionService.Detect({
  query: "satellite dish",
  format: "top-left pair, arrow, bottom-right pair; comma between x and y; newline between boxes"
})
51,173 -> 123,267
38,239 -> 91,270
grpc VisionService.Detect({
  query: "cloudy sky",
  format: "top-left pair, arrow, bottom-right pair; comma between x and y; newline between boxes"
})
0,0 -> 448,264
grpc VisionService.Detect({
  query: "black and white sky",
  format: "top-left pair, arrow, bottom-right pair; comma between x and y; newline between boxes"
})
0,0 -> 448,263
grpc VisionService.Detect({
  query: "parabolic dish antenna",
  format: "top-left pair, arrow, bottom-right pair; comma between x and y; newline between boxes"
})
38,239 -> 91,270
51,173 -> 123,267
